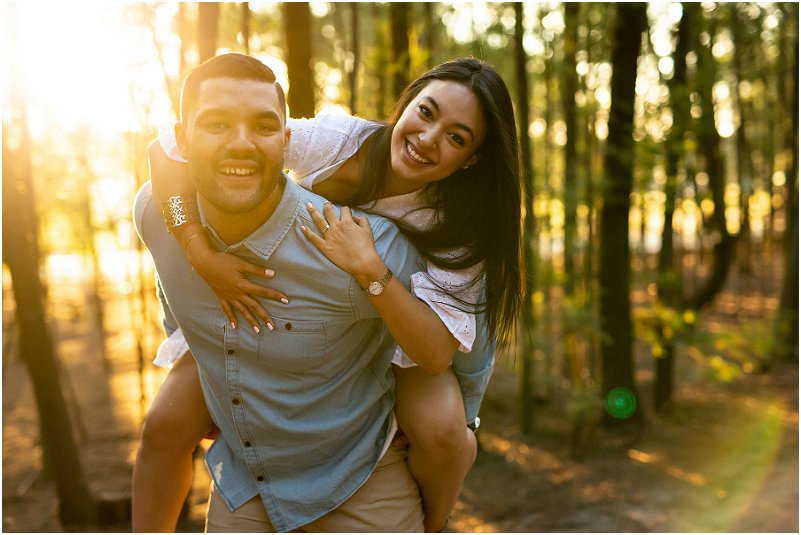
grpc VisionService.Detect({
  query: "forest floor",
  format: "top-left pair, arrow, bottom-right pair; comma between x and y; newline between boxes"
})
2,259 -> 798,533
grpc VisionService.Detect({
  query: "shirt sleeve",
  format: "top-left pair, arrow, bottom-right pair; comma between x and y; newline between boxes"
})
133,181 -> 179,337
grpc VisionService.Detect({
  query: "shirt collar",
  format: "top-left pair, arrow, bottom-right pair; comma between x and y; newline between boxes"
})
199,172 -> 302,261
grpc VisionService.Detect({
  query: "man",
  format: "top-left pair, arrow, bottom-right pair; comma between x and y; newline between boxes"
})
134,53 -> 425,532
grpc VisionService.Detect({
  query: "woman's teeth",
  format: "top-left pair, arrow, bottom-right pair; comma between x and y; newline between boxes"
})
406,142 -> 431,164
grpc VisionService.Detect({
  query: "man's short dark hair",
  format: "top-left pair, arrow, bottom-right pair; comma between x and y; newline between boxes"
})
180,53 -> 287,123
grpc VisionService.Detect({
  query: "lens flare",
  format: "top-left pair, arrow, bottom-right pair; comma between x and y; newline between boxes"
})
605,387 -> 637,419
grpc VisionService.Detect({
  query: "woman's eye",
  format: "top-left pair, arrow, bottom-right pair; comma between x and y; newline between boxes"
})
449,133 -> 466,146
418,105 -> 432,119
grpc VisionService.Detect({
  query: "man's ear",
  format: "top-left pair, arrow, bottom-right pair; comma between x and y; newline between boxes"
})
175,121 -> 188,160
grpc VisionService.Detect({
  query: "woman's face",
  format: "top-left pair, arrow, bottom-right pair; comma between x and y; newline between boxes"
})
389,80 -> 487,192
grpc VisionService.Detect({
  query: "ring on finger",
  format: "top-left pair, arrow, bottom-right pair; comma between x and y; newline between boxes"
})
322,224 -> 331,235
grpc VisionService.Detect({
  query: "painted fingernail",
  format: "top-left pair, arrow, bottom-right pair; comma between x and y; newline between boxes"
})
253,325 -> 260,334
280,297 -> 289,304
266,323 -> 274,331
231,322 -> 237,330
307,202 -> 314,209
265,268 -> 275,276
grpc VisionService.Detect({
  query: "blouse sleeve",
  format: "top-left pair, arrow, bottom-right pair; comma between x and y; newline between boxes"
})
391,256 -> 483,367
157,127 -> 186,163
285,112 -> 381,188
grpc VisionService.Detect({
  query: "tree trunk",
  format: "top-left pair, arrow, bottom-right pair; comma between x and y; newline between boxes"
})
683,12 -> 737,312
371,3 -> 388,118
2,8 -> 95,524
598,3 -> 647,426
774,9 -> 799,363
422,3 -> 437,67
390,2 -> 411,97
562,2 -> 579,295
241,2 -> 251,55
282,2 -> 316,118
348,2 -> 360,114
198,2 -> 219,62
514,2 -> 537,433
654,1 -> 694,412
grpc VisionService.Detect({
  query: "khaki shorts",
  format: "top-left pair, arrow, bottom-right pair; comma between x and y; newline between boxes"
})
205,445 -> 424,532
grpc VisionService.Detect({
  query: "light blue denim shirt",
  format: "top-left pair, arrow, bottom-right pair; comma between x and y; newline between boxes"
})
134,176 -> 424,532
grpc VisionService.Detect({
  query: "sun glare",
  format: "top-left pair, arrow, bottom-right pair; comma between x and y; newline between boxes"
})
6,3 -> 176,138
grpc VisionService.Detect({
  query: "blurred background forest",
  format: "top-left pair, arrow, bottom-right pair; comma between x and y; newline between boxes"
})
2,2 -> 798,532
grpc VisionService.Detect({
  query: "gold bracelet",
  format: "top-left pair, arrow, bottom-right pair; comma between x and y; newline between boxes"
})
162,195 -> 199,233
183,230 -> 206,254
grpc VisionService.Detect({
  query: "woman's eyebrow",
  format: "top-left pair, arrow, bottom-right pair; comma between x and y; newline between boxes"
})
422,95 -> 476,142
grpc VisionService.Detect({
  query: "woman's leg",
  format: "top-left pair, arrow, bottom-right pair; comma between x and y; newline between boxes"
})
394,366 -> 477,532
132,352 -> 214,532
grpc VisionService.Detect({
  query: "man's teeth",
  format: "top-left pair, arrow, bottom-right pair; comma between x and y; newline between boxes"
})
406,142 -> 431,164
221,167 -> 255,176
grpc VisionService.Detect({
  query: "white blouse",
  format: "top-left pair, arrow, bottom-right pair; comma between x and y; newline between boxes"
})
158,111 -> 482,367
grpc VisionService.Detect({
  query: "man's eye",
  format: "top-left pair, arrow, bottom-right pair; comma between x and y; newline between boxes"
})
203,121 -> 227,130
255,123 -> 279,132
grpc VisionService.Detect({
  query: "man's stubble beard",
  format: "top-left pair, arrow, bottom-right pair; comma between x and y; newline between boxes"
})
191,160 -> 285,215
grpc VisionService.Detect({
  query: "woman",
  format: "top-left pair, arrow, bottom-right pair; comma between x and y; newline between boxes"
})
135,57 -> 521,532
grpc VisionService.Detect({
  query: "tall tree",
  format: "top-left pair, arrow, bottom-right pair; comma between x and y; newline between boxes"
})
514,2 -> 537,433
654,1 -> 694,411
774,4 -> 799,363
241,2 -> 251,54
2,5 -> 95,526
562,2 -> 580,295
283,2 -> 316,117
683,10 -> 736,311
348,2 -> 360,114
598,3 -> 647,426
198,2 -> 220,62
390,2 -> 411,97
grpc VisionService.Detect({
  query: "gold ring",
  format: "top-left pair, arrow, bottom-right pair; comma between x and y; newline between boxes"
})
322,224 -> 331,234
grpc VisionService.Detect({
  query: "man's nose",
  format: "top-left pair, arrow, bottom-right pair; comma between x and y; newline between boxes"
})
226,125 -> 256,153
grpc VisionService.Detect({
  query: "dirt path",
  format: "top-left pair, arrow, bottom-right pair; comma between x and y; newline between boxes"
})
2,266 -> 798,532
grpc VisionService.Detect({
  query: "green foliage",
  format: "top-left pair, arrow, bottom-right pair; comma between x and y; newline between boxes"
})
633,301 -> 691,358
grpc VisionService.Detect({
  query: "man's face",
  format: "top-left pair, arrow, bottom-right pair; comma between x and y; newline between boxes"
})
177,77 -> 289,215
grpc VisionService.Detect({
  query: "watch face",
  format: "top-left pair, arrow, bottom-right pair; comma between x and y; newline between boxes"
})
368,281 -> 383,295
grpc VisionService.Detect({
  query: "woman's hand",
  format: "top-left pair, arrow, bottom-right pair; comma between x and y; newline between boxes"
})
301,202 -> 386,284
186,240 -> 289,332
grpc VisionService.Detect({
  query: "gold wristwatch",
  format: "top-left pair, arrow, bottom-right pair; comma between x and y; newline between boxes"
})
364,268 -> 393,296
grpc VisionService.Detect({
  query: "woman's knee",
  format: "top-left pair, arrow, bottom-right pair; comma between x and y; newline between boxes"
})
139,401 -> 190,452
406,402 -> 469,458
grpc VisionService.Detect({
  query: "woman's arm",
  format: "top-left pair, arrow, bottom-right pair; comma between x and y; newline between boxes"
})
302,202 -> 460,374
147,139 -> 287,331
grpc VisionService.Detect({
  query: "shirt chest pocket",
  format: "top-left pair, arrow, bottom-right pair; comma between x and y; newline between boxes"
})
258,317 -> 327,372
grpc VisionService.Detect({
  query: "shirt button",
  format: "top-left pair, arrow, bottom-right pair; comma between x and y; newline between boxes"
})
284,323 -> 292,331
231,397 -> 240,405
244,440 -> 252,447
256,475 -> 265,482
227,349 -> 235,355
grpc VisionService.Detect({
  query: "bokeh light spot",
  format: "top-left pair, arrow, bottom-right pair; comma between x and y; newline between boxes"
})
605,387 -> 637,419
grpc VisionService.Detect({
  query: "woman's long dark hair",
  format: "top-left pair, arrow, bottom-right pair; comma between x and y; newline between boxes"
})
344,57 -> 522,342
